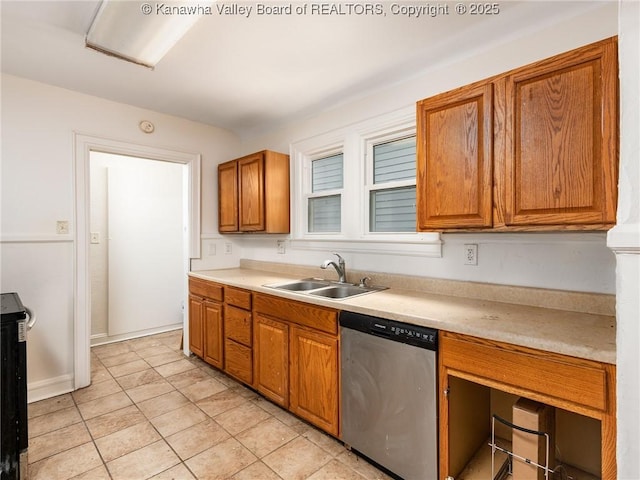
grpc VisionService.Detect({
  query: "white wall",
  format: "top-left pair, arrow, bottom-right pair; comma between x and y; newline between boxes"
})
90,152 -> 184,343
0,74 -> 240,400
608,1 -> 640,478
235,3 -> 619,295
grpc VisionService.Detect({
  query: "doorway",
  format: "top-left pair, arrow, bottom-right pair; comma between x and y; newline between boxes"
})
89,152 -> 185,345
74,134 -> 201,390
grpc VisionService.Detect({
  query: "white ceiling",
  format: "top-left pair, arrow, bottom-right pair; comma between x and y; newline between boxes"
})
1,1 -> 608,137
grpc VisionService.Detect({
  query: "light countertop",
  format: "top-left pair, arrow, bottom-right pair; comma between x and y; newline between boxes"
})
189,268 -> 616,365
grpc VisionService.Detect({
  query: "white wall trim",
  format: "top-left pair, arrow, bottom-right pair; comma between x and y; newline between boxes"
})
290,238 -> 442,258
28,374 -> 75,404
0,235 -> 74,243
73,133 -> 200,390
91,324 -> 182,347
607,224 -> 640,253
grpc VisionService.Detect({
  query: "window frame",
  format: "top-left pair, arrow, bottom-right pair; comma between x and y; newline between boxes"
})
364,127 -> 417,236
290,107 -> 441,258
303,145 -> 345,237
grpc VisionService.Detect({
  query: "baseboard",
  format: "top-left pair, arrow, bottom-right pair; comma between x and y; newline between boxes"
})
28,374 -> 75,403
91,324 -> 183,347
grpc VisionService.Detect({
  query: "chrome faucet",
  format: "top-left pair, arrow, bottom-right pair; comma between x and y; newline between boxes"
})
321,253 -> 347,283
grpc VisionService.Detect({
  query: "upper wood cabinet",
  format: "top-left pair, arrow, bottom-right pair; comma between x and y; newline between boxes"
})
417,37 -> 618,232
218,161 -> 238,232
218,150 -> 290,234
417,81 -> 494,229
504,38 -> 618,227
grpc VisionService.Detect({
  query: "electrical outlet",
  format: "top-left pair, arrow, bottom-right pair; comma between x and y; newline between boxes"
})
464,244 -> 478,265
277,240 -> 286,254
224,242 -> 232,255
56,221 -> 69,234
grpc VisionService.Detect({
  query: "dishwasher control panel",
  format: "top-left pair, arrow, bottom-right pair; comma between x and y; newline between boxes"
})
340,311 -> 438,351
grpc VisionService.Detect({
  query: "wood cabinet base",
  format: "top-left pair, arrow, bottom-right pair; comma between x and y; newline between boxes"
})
439,331 -> 616,480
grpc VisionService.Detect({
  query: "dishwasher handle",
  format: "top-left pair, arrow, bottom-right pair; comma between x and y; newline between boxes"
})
370,323 -> 393,338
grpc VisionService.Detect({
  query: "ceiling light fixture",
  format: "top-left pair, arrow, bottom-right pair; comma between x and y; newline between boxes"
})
85,0 -> 211,68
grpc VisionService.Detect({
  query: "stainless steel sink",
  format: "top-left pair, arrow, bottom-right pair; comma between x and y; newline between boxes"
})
307,285 -> 375,299
271,280 -> 330,291
264,278 -> 386,300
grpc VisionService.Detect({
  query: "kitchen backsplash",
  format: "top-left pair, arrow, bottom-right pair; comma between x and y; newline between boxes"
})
239,259 -> 615,317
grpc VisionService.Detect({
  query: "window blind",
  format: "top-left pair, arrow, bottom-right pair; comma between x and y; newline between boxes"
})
312,154 -> 343,192
370,186 -> 416,232
308,195 -> 341,232
373,137 -> 415,184
369,135 -> 416,232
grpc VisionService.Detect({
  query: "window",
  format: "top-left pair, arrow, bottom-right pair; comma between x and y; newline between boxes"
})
307,153 -> 343,233
367,135 -> 416,232
291,107 -> 440,256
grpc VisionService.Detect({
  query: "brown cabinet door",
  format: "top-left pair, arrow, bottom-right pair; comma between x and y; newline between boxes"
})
203,300 -> 223,369
218,160 -> 239,232
225,305 -> 252,347
289,325 -> 339,436
219,151 -> 290,234
225,339 -> 253,385
417,81 -> 494,230
505,38 -> 618,226
238,153 -> 265,231
188,295 -> 204,358
254,313 -> 289,407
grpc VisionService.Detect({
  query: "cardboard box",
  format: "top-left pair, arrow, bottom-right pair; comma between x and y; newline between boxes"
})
512,398 -> 555,480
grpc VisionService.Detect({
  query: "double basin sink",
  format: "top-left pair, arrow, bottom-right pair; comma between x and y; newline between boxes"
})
265,278 -> 387,300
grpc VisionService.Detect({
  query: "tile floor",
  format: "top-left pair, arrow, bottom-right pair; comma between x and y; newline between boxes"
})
27,330 -> 392,480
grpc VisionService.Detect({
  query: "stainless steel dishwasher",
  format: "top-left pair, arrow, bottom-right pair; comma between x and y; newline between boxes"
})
340,311 -> 438,480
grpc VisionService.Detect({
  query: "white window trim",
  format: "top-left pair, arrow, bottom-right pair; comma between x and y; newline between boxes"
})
295,140 -> 346,240
290,107 -> 441,257
363,125 -> 417,238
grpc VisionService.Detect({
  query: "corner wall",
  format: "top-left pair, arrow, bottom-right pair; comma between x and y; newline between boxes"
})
608,1 -> 640,478
0,74 -> 240,400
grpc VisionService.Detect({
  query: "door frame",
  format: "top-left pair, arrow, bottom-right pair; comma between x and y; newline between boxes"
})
73,133 -> 201,389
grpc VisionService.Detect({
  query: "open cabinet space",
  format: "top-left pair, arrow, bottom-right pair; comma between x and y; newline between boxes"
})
439,331 -> 616,480
449,378 -> 602,480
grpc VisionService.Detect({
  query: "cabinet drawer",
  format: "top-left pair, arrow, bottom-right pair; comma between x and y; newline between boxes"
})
225,305 -> 252,347
441,332 -> 608,412
225,339 -> 252,385
225,287 -> 252,310
254,293 -> 337,335
189,278 -> 223,302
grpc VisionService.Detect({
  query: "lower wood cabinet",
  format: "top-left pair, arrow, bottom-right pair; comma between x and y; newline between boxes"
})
439,331 -> 616,480
290,325 -> 339,436
188,278 -> 223,369
224,338 -> 252,385
254,313 -> 289,407
202,300 -> 223,369
224,287 -> 253,384
253,293 -> 340,437
188,294 -> 204,358
189,278 -> 341,438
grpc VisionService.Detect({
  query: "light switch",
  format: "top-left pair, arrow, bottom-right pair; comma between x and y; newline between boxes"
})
90,232 -> 100,244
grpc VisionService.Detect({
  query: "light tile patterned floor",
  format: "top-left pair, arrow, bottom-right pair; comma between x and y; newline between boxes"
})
27,330 -> 392,480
